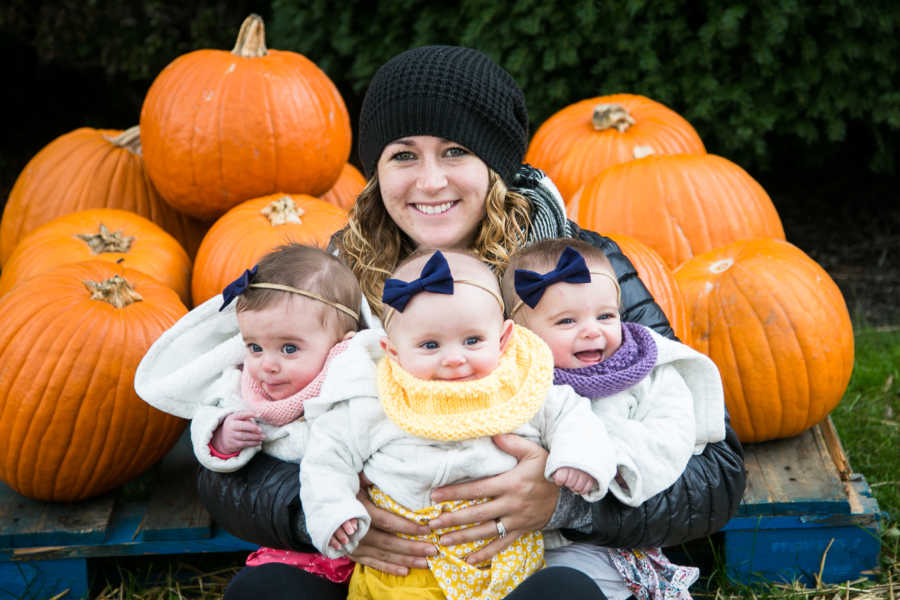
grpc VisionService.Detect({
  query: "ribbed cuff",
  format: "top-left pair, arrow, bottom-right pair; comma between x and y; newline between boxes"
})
546,487 -> 593,532
208,442 -> 240,460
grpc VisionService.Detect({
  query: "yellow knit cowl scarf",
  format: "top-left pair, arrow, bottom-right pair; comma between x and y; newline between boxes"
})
377,324 -> 553,441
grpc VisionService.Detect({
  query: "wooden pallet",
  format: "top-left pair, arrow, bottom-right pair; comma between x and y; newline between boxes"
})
0,433 -> 256,599
0,419 -> 886,598
721,417 -> 885,585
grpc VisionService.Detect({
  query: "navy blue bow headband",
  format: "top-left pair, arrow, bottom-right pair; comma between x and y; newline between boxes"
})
219,264 -> 359,320
220,266 -> 258,311
513,246 -> 621,313
514,246 -> 591,310
381,251 -> 506,325
382,251 -> 454,312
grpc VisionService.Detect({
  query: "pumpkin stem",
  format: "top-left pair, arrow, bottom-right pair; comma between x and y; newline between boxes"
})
592,103 -> 635,132
232,14 -> 268,57
75,223 -> 135,254
105,125 -> 142,155
262,196 -> 304,225
83,274 -> 143,308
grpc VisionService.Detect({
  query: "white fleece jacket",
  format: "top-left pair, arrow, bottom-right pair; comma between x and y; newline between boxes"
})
301,381 -> 617,559
133,294 -> 384,471
578,326 -> 726,506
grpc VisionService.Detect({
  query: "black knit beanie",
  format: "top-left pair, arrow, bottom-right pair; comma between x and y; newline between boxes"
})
358,45 -> 529,185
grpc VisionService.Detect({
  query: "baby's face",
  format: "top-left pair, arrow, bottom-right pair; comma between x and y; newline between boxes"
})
238,295 -> 343,400
383,257 -> 512,382
516,270 -> 622,369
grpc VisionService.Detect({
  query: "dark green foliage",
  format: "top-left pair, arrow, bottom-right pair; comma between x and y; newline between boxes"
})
1,1 -> 899,181
267,0 -> 900,173
1,0 -> 270,80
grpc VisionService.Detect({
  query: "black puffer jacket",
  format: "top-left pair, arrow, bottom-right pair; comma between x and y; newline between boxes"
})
197,229 -> 746,551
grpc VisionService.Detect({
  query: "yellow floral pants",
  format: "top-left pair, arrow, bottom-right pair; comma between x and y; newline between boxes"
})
348,486 -> 544,600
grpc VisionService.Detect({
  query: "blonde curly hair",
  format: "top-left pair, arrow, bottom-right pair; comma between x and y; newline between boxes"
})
335,169 -> 532,319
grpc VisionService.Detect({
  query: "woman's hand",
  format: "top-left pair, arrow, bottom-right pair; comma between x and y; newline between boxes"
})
348,475 -> 437,575
427,434 -> 559,565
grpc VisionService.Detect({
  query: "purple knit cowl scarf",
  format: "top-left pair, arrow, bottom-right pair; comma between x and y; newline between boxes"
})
553,322 -> 658,398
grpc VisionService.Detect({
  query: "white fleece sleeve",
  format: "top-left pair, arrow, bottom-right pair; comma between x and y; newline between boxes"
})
134,295 -> 244,418
190,404 -> 260,472
300,398 -> 383,558
592,364 -> 696,507
188,367 -> 259,472
540,386 -> 617,502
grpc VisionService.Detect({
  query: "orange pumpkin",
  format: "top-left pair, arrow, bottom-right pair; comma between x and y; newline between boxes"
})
191,193 -> 348,305
526,94 -> 706,203
320,163 -> 367,211
674,238 -> 854,443
0,126 -> 207,265
0,261 -> 188,501
605,233 -> 691,346
0,208 -> 192,306
568,154 -> 785,269
140,14 -> 352,221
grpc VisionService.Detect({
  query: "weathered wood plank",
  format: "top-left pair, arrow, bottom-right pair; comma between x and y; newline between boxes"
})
737,422 -> 849,516
820,416 -> 853,480
0,481 -> 114,548
141,431 -> 212,541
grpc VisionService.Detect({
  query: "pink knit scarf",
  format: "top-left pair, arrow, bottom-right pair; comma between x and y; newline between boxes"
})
240,340 -> 350,426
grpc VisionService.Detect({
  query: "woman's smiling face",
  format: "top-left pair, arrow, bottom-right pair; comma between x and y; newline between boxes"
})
377,135 -> 490,250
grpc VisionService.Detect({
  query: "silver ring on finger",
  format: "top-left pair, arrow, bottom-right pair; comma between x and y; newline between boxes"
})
494,518 -> 507,539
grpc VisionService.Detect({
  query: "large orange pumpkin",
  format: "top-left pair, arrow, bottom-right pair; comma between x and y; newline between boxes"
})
605,233 -> 691,346
191,193 -> 348,305
0,208 -> 192,306
0,126 -> 207,265
0,261 -> 188,501
526,94 -> 706,203
140,14 -> 352,221
320,163 -> 367,211
568,153 -> 785,269
674,238 -> 854,443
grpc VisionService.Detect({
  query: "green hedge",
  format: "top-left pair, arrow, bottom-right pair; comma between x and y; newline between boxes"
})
267,0 -> 900,174
3,1 -> 899,175
1,0 -> 266,80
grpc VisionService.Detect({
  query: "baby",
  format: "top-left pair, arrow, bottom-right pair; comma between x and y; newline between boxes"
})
501,238 -> 727,600
300,249 -> 618,600
136,243 -> 384,583
193,243 -> 365,470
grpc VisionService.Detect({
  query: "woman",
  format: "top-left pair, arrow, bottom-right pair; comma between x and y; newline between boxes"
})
192,45 -> 746,598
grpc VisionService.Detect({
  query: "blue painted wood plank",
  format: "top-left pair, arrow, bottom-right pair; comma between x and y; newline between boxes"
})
0,557 -> 88,600
723,512 -> 880,531
723,521 -> 882,585
2,525 -> 258,562
0,481 -> 113,548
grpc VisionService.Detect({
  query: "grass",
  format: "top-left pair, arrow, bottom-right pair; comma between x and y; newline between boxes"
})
86,327 -> 900,598
831,327 -> 900,519
88,555 -> 243,599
